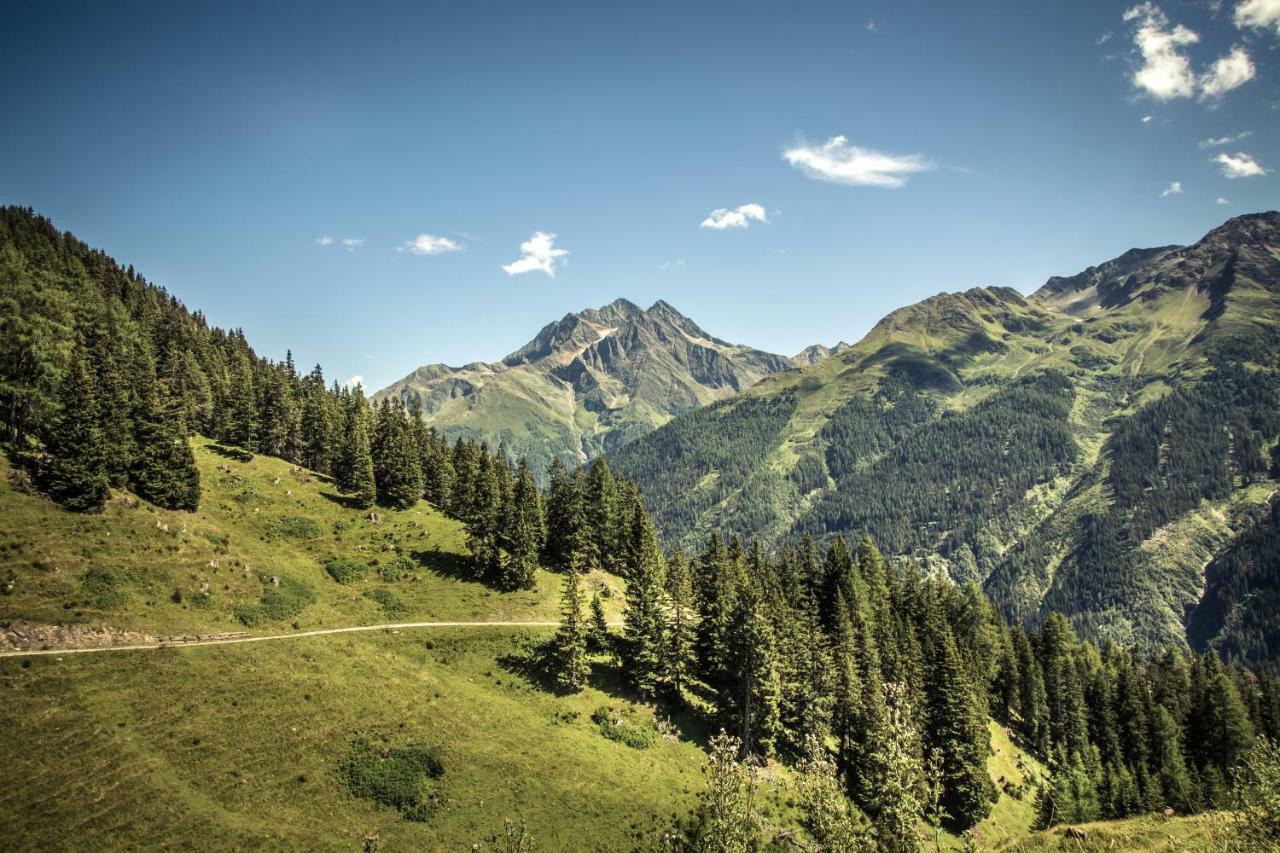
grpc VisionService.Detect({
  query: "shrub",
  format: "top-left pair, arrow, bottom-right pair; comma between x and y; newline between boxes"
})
343,737 -> 443,822
591,705 -> 654,750
378,557 -> 416,582
233,603 -> 261,627
324,557 -> 368,584
263,515 -> 320,541
81,567 -> 130,609
365,588 -> 407,617
258,575 -> 315,620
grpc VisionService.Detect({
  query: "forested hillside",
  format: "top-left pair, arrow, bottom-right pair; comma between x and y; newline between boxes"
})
611,213 -> 1280,666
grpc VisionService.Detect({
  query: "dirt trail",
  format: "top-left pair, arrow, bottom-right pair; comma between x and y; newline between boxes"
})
0,620 -> 571,658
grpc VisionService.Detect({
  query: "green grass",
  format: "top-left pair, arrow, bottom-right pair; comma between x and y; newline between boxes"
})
0,437 -> 625,639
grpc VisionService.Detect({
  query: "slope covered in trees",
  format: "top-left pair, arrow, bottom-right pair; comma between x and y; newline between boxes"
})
611,212 -> 1280,666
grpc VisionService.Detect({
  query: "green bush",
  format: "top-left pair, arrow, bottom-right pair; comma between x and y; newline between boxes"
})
263,515 -> 320,541
378,557 -> 416,582
233,603 -> 261,627
324,557 -> 368,584
343,737 -> 443,822
81,567 -> 131,609
258,575 -> 315,620
365,588 -> 407,617
591,705 -> 654,750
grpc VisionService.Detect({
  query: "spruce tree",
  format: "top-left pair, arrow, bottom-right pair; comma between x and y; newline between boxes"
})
662,547 -> 698,696
131,371 -> 200,511
228,349 -> 256,450
622,507 -> 666,698
500,457 -> 543,590
543,457 -> 587,571
372,398 -> 423,510
726,577 -> 782,758
42,345 -> 109,511
589,589 -> 610,653
341,390 -> 377,509
585,457 -> 620,573
554,565 -> 590,692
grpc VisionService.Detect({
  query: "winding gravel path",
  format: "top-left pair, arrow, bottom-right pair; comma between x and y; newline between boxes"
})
0,620 -> 571,658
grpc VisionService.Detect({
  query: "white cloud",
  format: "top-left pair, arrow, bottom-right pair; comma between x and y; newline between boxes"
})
1161,181 -> 1183,197
1098,31 -> 1114,45
343,375 -> 364,390
866,19 -> 877,31
399,233 -> 461,255
783,136 -> 933,188
1122,4 -> 1255,100
1214,151 -> 1269,178
502,232 -> 568,277
1199,45 -> 1256,99
316,235 -> 334,246
1217,197 -> 1230,204
1200,130 -> 1252,147
659,259 -> 686,272
1141,114 -> 1154,123
340,237 -> 363,251
700,203 -> 768,230
1124,3 -> 1200,100
1235,0 -> 1280,33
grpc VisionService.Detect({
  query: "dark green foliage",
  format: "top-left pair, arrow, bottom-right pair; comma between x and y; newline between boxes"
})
81,566 -> 130,610
610,392 -> 799,545
263,515 -> 321,541
40,345 -> 109,511
258,575 -> 315,621
553,567 -> 590,692
590,705 -> 655,749
372,397 -> 423,510
323,556 -> 369,584
340,391 -> 378,510
365,588 -> 407,617
343,737 -> 444,822
131,376 -> 200,511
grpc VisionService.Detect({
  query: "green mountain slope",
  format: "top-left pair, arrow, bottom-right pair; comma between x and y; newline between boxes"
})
611,212 -> 1280,659
374,298 -> 791,479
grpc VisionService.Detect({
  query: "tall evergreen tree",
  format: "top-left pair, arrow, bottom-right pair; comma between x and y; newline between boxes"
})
622,507 -> 666,698
372,398 -> 423,510
554,566 -> 590,692
585,457 -> 620,573
130,366 -> 200,511
41,344 -> 109,511
340,390 -> 377,509
662,547 -> 698,696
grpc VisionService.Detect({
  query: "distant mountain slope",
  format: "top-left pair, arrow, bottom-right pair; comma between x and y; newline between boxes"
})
375,298 -> 791,478
610,212 -> 1280,661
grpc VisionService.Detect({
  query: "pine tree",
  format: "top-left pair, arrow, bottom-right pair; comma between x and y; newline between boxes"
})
726,576 -> 782,758
41,344 -> 109,511
622,507 -> 666,698
299,366 -> 335,473
585,457 -> 620,573
554,565 -> 590,692
371,398 -> 423,510
543,457 -> 587,571
500,457 -> 543,590
589,589 -> 610,653
1150,705 -> 1197,814
466,453 -> 503,580
922,605 -> 996,830
340,390 -> 376,509
131,368 -> 200,511
228,349 -> 256,450
662,547 -> 698,696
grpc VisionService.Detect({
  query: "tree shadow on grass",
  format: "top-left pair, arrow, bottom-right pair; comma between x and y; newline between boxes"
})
207,444 -> 255,463
318,491 -> 365,510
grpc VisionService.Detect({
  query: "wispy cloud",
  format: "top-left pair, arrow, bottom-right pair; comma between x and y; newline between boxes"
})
502,232 -> 568,277
1199,131 -> 1252,147
700,203 -> 768,230
866,19 -> 877,32
1234,0 -> 1280,33
659,259 -> 686,272
1214,151 -> 1269,178
1141,114 -> 1154,123
1161,181 -> 1183,197
1217,197 -> 1230,204
1199,45 -> 1256,99
343,375 -> 364,390
783,136 -> 933,188
340,237 -> 363,251
316,235 -> 334,246
1122,4 -> 1255,100
399,233 -> 461,255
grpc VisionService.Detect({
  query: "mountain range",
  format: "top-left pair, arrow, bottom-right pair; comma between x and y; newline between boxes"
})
608,212 -> 1280,667
375,298 -> 792,479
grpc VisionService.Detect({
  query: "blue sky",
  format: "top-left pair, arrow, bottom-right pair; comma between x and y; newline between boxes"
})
4,1 -> 1279,390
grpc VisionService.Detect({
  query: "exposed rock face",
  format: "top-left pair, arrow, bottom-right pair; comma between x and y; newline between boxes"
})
375,298 -> 791,479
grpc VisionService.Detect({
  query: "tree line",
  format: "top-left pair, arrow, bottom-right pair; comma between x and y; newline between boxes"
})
544,524 -> 1280,847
